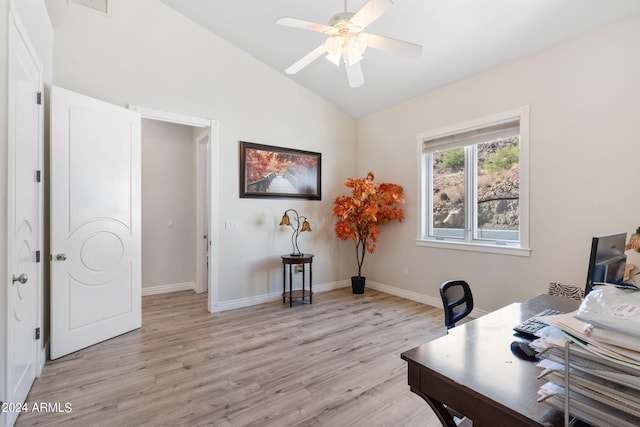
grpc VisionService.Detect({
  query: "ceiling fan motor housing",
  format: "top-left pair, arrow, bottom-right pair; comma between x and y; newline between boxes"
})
328,12 -> 355,30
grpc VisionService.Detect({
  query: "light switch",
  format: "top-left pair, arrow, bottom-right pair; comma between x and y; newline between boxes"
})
225,220 -> 239,230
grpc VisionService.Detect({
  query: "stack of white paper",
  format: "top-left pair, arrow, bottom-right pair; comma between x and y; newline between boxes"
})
532,287 -> 640,426
536,311 -> 640,369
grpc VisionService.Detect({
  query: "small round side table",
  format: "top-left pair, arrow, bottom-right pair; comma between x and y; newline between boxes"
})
281,254 -> 313,307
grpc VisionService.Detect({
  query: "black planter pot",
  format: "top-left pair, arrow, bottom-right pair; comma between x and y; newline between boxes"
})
351,276 -> 366,294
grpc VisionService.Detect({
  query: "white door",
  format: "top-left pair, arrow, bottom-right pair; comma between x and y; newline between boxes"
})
50,86 -> 141,360
7,11 -> 43,416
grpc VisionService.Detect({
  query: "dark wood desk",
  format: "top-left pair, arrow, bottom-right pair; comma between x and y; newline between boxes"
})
281,254 -> 313,307
401,294 -> 581,427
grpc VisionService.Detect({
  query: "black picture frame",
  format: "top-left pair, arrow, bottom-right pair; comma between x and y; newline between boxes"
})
239,141 -> 322,200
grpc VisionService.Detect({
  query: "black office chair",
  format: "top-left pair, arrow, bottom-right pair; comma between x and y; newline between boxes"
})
439,280 -> 474,426
440,280 -> 474,329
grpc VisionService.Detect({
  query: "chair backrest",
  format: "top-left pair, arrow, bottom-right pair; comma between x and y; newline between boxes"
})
439,280 -> 474,329
547,282 -> 584,300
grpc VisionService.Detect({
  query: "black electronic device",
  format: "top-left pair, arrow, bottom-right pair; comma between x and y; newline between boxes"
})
585,232 -> 627,295
510,340 -> 538,361
513,308 -> 564,338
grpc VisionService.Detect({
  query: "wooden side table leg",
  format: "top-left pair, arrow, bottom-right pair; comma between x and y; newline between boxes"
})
289,264 -> 293,307
302,264 -> 306,301
309,262 -> 312,304
282,262 -> 286,304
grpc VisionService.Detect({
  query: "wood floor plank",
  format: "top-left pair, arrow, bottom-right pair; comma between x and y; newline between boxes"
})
16,288 -> 446,426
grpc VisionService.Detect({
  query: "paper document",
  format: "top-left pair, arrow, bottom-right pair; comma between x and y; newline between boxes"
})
575,287 -> 640,338
536,311 -> 640,367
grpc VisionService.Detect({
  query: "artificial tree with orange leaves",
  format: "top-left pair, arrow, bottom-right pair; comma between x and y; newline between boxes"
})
332,172 -> 404,279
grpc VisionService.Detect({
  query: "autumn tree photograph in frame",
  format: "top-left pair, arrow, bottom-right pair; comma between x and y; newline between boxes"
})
239,141 -> 322,200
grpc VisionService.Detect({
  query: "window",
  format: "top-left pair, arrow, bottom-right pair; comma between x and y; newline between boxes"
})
417,107 -> 530,256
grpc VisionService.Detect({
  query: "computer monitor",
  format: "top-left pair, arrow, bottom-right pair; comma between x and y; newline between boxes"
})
585,232 -> 627,295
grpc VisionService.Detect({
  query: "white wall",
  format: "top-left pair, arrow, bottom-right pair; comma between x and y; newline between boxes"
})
141,119 -> 196,290
356,12 -> 640,312
44,0 -> 357,305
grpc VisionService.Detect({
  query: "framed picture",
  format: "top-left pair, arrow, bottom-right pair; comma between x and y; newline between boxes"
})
239,141 -> 322,200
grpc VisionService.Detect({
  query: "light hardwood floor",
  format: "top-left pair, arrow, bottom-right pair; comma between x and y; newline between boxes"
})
16,288 -> 447,427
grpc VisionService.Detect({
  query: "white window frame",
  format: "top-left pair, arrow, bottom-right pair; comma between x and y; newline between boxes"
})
416,106 -> 530,256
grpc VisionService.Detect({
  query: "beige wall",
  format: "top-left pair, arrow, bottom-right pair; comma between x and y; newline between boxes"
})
44,0 -> 357,306
141,119 -> 196,290
356,12 -> 640,312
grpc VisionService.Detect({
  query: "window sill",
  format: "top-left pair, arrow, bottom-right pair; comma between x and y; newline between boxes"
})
416,239 -> 531,257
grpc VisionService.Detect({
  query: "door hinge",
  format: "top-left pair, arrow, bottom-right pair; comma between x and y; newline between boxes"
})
36,170 -> 41,182
35,327 -> 41,340
36,250 -> 41,263
37,92 -> 42,105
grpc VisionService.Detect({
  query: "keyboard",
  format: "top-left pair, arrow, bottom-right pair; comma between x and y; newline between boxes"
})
513,308 -> 564,337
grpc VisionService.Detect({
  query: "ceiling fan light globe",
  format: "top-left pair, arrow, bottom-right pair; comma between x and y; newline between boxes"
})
325,36 -> 343,56
325,52 -> 342,66
345,51 -> 363,66
351,34 -> 368,56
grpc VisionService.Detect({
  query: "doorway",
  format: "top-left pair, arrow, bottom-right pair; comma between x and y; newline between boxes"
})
130,106 -> 219,311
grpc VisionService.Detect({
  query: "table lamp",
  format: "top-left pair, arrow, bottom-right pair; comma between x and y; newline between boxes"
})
279,209 -> 311,256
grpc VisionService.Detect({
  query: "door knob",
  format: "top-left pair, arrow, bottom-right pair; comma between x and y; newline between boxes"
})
12,273 -> 28,285
55,253 -> 68,261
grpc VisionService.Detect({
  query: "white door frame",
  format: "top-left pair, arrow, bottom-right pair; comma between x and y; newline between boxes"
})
195,131 -> 210,294
128,106 -> 220,313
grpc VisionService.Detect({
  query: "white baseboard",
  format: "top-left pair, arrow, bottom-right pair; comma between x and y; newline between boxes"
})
213,280 -> 350,312
4,412 -> 16,427
38,339 -> 48,374
142,282 -> 196,296
313,279 -> 351,293
211,279 -> 487,318
365,280 -> 441,307
366,280 -> 487,318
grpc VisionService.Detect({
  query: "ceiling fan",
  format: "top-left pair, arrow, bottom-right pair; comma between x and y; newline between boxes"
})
276,0 -> 422,88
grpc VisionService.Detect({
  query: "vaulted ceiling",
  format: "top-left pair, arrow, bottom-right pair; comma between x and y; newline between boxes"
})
159,0 -> 640,117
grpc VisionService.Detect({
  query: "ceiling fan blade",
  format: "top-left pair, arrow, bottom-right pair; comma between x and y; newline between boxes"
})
285,44 -> 327,75
350,0 -> 394,31
276,17 -> 337,34
346,61 -> 365,88
364,32 -> 422,58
